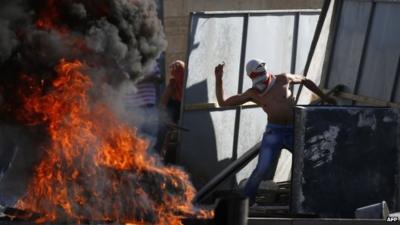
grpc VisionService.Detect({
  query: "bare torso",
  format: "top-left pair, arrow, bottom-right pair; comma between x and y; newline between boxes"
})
248,75 -> 295,125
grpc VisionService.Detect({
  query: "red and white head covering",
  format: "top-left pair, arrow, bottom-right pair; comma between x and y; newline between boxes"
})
246,59 -> 275,94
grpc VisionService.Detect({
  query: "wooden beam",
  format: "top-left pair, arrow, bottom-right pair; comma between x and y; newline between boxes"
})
184,102 -> 218,111
323,89 -> 400,108
184,102 -> 260,111
184,89 -> 400,111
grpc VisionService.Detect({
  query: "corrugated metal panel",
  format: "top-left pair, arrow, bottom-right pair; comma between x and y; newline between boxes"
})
179,10 -> 320,190
179,110 -> 237,189
318,0 -> 400,106
325,1 -> 372,92
356,3 -> 400,100
184,16 -> 244,104
244,14 -> 294,77
295,14 -> 320,73
297,0 -> 335,104
235,108 -> 267,183
179,15 -> 245,189
293,13 -> 320,99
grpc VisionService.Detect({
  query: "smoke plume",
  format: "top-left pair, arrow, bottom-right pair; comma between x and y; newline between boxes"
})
0,1 -> 212,224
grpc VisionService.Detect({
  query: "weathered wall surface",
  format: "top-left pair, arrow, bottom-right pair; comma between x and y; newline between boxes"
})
163,0 -> 324,74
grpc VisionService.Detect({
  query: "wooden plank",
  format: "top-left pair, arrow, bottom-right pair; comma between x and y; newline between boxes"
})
184,102 -> 218,111
184,102 -> 260,111
325,89 -> 400,108
184,87 -> 400,111
185,85 -> 344,111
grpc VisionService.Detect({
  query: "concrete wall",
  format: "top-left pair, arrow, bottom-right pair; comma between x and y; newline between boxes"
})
163,0 -> 324,75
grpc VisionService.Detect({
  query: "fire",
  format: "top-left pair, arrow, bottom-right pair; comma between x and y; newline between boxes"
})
15,59 -> 210,224
35,0 -> 68,33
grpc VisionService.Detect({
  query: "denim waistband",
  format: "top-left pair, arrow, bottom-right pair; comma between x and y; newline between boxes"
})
267,122 -> 293,129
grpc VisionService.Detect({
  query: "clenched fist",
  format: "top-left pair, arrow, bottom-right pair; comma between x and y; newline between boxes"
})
214,63 -> 224,80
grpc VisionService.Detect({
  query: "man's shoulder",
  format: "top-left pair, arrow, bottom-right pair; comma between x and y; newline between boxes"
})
274,73 -> 291,83
240,88 -> 258,100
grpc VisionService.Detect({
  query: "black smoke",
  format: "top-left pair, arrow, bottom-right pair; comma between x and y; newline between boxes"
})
0,0 -> 168,208
0,0 -> 166,120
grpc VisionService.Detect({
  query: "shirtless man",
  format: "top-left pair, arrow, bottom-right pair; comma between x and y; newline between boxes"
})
214,59 -> 336,205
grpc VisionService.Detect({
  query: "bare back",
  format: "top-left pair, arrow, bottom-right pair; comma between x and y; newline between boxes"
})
246,75 -> 295,125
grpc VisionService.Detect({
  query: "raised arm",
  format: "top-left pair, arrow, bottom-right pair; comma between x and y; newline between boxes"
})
286,73 -> 336,104
215,63 -> 252,107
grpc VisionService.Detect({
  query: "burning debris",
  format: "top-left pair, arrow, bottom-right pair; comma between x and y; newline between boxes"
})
0,0 -> 210,224
14,59 -> 202,224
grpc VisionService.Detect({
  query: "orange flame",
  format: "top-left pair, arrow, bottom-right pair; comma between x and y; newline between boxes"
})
15,59 -> 211,224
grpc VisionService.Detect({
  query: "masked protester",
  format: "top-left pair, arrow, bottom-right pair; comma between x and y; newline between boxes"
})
214,59 -> 336,206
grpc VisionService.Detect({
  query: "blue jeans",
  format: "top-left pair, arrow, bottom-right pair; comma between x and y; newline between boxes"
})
244,123 -> 293,204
